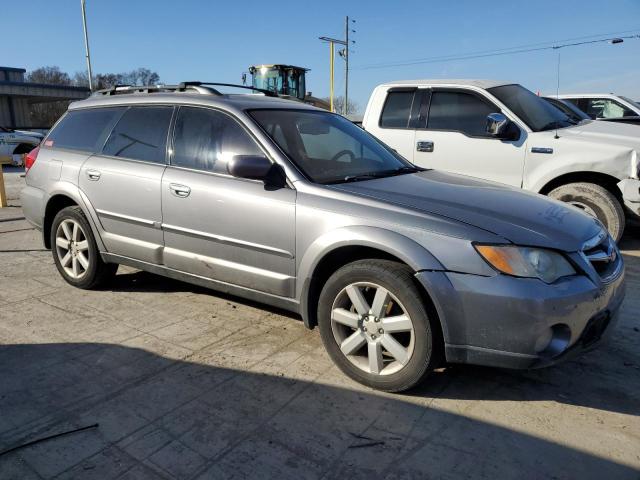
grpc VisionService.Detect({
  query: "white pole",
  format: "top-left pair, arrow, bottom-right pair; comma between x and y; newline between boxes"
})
81,0 -> 94,91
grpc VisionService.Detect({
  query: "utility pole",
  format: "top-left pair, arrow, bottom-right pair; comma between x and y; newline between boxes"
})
81,0 -> 94,91
344,16 -> 349,116
319,16 -> 355,115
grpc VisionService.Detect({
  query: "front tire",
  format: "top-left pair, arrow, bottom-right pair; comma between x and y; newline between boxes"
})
548,182 -> 625,242
51,206 -> 117,289
318,259 -> 439,392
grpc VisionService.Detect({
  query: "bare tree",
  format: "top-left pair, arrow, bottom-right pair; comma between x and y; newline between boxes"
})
25,67 -> 73,127
24,66 -> 162,126
322,96 -> 359,115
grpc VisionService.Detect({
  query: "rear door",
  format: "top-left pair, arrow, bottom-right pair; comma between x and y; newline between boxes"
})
367,88 -> 421,161
160,106 -> 296,297
412,88 -> 526,187
79,105 -> 174,264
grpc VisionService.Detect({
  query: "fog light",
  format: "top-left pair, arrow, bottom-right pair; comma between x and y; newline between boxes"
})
536,324 -> 571,357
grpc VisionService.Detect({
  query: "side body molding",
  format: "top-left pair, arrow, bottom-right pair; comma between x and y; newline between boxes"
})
297,225 -> 445,328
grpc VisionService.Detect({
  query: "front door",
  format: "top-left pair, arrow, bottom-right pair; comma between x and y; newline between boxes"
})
79,105 -> 174,264
160,106 -> 296,297
412,89 -> 526,187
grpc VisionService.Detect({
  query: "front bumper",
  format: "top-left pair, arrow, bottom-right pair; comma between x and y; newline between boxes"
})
618,178 -> 640,218
415,265 -> 625,370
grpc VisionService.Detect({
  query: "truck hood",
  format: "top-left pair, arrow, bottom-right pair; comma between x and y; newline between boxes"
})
332,170 -> 602,251
559,120 -> 640,148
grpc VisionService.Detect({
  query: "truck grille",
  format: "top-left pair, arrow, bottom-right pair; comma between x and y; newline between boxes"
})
581,230 -> 621,282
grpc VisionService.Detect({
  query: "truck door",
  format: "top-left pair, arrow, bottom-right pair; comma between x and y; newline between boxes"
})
412,88 -> 526,187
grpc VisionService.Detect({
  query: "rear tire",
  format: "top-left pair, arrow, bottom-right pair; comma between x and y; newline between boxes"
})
51,206 -> 118,289
548,182 -> 625,242
317,259 -> 439,392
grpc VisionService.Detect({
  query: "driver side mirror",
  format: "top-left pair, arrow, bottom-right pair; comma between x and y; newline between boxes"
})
227,155 -> 286,188
485,113 -> 518,140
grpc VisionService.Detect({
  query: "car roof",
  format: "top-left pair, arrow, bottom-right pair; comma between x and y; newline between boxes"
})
379,79 -> 512,89
68,91 -> 322,113
557,93 -> 619,98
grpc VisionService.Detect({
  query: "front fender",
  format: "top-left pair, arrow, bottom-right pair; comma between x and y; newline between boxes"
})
297,225 -> 445,328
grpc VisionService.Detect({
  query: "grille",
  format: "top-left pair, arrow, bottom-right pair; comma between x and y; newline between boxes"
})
581,231 -> 621,281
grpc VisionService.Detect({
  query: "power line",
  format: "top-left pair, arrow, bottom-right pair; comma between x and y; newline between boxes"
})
354,29 -> 640,70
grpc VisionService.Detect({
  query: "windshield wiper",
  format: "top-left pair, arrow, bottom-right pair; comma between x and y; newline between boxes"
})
329,166 -> 421,184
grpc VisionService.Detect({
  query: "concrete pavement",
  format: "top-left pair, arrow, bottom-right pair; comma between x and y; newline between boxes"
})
1,168 -> 639,479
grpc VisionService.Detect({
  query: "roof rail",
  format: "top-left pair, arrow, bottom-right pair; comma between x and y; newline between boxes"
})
91,82 -> 279,98
179,82 -> 279,97
92,83 -> 221,97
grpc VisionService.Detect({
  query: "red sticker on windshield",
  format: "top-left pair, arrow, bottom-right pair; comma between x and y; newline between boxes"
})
44,140 -> 53,147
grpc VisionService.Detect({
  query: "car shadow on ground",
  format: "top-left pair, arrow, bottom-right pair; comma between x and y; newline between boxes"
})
0,342 -> 637,479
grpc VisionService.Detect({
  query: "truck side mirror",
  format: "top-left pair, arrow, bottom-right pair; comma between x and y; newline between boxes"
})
486,113 -> 519,141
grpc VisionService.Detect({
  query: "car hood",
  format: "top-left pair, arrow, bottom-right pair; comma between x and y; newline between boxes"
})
332,170 -> 601,251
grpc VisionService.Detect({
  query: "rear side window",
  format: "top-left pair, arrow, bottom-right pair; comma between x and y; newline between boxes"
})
427,91 -> 496,136
380,91 -> 415,128
102,106 -> 173,163
171,107 -> 262,174
46,107 -> 125,152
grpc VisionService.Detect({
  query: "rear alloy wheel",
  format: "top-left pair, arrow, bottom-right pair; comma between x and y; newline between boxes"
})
318,259 -> 439,392
51,206 -> 118,289
548,182 -> 625,242
55,219 -> 90,280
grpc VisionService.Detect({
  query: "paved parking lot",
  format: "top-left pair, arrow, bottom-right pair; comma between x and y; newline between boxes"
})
1,168 -> 639,479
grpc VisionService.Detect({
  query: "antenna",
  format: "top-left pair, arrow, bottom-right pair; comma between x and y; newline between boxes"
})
555,48 -> 561,139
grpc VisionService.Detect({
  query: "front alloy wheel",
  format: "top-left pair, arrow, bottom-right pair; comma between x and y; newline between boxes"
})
318,259 -> 439,392
331,282 -> 415,376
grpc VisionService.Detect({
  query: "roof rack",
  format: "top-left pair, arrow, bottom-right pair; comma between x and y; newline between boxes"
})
178,82 -> 278,97
92,82 -> 278,98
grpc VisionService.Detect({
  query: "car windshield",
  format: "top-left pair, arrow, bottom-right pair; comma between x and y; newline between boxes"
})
249,109 -> 419,184
488,84 -> 576,132
620,96 -> 640,112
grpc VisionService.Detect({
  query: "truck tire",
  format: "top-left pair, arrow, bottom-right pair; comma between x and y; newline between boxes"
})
317,259 -> 440,392
548,182 -> 625,242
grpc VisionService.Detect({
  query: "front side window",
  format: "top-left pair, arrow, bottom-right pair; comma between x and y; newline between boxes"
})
46,107 -> 125,152
584,98 -> 635,119
172,107 -> 263,174
250,109 -> 417,184
427,91 -> 497,136
489,84 -> 576,132
102,106 -> 173,163
380,91 -> 415,128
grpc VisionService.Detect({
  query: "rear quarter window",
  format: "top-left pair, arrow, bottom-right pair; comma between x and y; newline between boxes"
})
45,107 -> 125,152
380,91 -> 415,128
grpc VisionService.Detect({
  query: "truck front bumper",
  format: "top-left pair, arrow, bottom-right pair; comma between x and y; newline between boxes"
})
618,178 -> 640,218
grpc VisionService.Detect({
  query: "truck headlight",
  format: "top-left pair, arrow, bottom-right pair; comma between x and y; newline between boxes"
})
474,244 -> 576,283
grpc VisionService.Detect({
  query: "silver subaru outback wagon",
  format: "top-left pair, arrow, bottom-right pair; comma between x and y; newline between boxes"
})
21,83 -> 625,392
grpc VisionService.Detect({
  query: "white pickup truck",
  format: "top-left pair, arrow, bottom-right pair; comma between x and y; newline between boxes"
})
362,80 -> 640,241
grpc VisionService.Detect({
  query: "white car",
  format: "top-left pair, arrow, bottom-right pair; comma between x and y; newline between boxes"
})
363,80 -> 640,241
0,127 -> 43,166
557,93 -> 640,120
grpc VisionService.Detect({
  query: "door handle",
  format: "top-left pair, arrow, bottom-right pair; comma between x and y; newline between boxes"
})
416,141 -> 434,153
169,183 -> 191,198
86,169 -> 101,181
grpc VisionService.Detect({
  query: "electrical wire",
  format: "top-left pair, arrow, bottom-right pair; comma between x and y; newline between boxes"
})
354,30 -> 640,70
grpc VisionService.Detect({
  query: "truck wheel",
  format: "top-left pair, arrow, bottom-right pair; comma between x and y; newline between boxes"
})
548,182 -> 625,242
51,206 -> 118,289
317,259 -> 439,392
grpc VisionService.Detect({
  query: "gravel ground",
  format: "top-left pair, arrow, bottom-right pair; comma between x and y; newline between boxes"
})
1,167 -> 639,479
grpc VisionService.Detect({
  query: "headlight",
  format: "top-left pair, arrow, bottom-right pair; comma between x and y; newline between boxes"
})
474,244 -> 576,283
